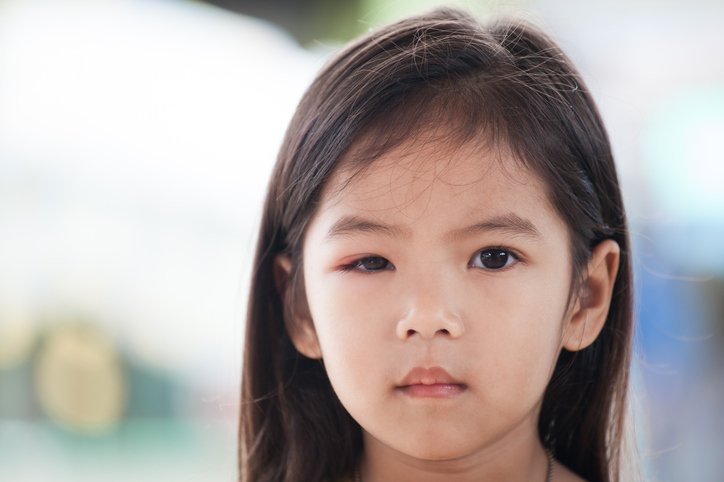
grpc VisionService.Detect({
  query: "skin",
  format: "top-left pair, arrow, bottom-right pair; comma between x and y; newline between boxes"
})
275,133 -> 620,482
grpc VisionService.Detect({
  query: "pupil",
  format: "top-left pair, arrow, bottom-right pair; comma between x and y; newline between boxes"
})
362,257 -> 387,270
481,250 -> 508,269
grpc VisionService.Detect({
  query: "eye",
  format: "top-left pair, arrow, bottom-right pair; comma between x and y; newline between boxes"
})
342,256 -> 394,273
469,248 -> 519,270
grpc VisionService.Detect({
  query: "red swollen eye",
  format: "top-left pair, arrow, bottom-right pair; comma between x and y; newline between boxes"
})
345,256 -> 393,272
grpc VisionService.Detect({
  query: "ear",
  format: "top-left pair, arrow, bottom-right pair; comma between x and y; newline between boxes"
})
273,254 -> 322,359
562,239 -> 621,352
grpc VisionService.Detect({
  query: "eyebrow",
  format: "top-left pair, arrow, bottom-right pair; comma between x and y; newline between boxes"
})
324,213 -> 542,241
325,215 -> 409,240
444,213 -> 542,241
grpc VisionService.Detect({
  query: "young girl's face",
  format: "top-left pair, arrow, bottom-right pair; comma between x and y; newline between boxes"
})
297,132 -> 578,462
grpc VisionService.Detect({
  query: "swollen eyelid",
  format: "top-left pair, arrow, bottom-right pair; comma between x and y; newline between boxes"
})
343,256 -> 394,272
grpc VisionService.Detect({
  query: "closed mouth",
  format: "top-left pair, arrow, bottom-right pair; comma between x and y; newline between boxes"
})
396,366 -> 467,398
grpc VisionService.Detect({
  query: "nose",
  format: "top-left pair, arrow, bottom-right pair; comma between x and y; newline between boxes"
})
395,281 -> 465,340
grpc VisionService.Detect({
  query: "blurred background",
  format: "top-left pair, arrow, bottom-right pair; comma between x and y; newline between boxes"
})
0,0 -> 722,480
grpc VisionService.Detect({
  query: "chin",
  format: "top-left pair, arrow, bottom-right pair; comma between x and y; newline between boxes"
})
398,435 -> 475,461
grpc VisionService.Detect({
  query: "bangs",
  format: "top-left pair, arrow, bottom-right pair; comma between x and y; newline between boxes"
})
332,73 -> 519,195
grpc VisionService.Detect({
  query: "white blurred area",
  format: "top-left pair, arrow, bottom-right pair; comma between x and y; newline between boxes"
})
0,0 -> 324,480
0,0 -> 323,379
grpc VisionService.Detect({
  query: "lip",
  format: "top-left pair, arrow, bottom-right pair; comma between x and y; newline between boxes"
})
396,366 -> 467,398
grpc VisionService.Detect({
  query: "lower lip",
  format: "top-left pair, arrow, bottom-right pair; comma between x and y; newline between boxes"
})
397,384 -> 467,398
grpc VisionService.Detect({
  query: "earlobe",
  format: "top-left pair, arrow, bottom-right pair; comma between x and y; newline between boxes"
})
273,254 -> 323,359
289,322 -> 323,359
562,239 -> 621,352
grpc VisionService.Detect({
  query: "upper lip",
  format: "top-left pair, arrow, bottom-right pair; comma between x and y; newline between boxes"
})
398,366 -> 464,387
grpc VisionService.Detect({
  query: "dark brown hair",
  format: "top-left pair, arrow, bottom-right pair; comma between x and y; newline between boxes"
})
240,7 -> 633,482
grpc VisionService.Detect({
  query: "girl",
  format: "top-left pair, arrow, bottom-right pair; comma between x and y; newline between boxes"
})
240,7 -> 633,482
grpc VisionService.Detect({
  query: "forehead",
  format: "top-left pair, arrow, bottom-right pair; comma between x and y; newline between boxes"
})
316,134 -> 558,228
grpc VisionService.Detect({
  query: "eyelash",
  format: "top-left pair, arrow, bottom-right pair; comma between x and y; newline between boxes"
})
339,247 -> 522,273
468,246 -> 521,271
339,256 -> 394,273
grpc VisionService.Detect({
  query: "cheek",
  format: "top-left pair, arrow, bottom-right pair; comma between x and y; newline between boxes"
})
304,273 -> 396,370
486,280 -> 567,344
304,275 -> 400,419
468,271 -> 569,398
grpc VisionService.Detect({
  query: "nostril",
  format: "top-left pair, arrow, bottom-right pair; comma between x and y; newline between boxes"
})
396,311 -> 464,340
405,328 -> 451,338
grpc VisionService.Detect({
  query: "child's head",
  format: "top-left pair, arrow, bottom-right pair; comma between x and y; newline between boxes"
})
241,7 -> 632,482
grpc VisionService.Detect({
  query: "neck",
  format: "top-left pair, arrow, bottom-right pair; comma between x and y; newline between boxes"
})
358,423 -> 551,482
